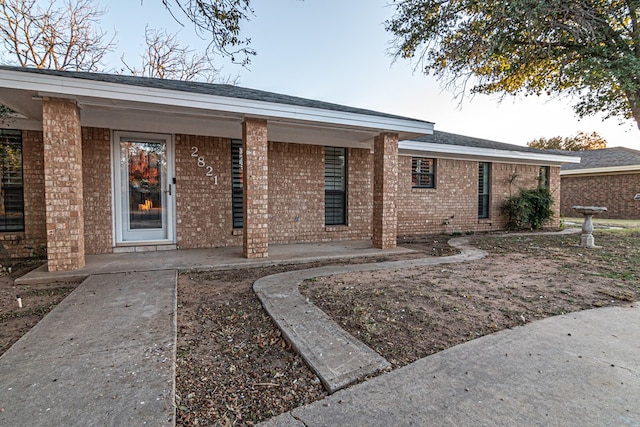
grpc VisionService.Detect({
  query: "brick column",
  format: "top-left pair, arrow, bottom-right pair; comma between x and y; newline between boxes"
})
242,118 -> 269,258
42,98 -> 85,271
373,132 -> 399,249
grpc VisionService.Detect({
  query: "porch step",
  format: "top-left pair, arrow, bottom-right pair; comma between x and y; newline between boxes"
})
113,244 -> 177,253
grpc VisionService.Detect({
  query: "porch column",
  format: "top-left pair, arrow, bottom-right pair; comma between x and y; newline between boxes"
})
42,97 -> 85,271
373,132 -> 399,249
242,118 -> 269,258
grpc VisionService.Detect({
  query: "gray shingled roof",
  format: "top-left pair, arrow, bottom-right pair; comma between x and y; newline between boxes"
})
413,130 -> 551,154
560,147 -> 640,171
0,66 -> 432,124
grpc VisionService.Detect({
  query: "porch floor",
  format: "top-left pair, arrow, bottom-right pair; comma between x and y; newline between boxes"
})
16,240 -> 415,285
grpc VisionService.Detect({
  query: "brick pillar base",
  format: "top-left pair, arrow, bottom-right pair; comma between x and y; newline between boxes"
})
243,118 -> 269,258
373,132 -> 398,249
42,97 -> 85,271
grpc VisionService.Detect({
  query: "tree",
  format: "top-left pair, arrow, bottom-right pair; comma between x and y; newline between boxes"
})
0,0 -> 235,83
0,0 -> 115,71
120,26 -> 234,83
159,0 -> 255,66
386,0 -> 640,129
527,131 -> 608,151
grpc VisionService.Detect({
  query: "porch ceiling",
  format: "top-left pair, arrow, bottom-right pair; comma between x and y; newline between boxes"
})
0,89 -> 407,149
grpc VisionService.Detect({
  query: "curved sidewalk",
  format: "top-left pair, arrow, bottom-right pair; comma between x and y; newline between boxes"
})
254,237 -> 486,393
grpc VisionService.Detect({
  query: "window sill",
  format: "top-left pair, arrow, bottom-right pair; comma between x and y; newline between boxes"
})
325,224 -> 349,232
231,228 -> 243,236
0,232 -> 25,241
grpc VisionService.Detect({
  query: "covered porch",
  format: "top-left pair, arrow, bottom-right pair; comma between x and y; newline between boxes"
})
0,66 -> 434,273
15,239 -> 416,285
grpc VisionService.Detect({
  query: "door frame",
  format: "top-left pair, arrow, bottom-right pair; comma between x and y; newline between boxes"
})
112,130 -> 176,246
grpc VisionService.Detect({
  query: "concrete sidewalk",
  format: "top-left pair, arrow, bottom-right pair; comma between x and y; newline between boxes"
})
254,237 -> 486,393
262,303 -> 640,427
0,270 -> 177,426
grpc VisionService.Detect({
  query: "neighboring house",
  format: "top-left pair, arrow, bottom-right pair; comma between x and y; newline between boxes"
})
0,67 -> 577,272
560,147 -> 640,219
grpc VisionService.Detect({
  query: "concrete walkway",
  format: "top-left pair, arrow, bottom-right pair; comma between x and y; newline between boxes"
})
3,229 -> 638,426
254,237 -> 486,393
0,270 -> 177,426
262,303 -> 640,427
0,240 -> 415,427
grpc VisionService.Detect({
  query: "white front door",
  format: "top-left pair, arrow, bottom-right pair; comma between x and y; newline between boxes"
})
113,132 -> 175,244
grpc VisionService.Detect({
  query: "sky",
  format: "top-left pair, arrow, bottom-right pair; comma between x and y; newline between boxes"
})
99,0 -> 640,150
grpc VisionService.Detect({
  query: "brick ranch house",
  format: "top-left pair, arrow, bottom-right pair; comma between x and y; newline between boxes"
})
560,147 -> 640,219
0,67 -> 577,272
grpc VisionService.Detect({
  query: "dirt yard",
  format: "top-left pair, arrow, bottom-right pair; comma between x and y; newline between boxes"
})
1,229 -> 638,426
0,264 -> 81,355
174,229 -> 639,426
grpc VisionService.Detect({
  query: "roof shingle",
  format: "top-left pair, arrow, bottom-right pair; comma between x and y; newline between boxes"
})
413,130 -> 551,155
560,147 -> 640,170
0,66 -> 432,124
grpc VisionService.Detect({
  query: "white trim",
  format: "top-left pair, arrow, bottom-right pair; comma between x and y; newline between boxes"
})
560,164 -> 640,176
399,140 -> 580,165
0,69 -> 434,135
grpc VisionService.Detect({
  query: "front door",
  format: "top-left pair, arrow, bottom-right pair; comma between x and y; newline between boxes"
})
113,132 -> 175,244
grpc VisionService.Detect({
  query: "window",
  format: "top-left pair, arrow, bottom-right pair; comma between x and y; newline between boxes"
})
538,166 -> 550,189
231,139 -> 243,228
0,130 -> 24,231
325,147 -> 346,225
478,162 -> 490,219
412,158 -> 436,188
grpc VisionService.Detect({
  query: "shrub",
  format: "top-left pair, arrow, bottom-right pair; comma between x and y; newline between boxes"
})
502,188 -> 554,230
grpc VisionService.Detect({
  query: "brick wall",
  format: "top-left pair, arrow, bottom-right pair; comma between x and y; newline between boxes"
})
490,163 -> 561,228
175,134 -> 241,248
561,173 -> 640,219
268,142 -> 324,243
398,159 -> 560,235
398,158 -> 478,235
0,130 -> 47,260
340,147 -> 373,240
82,127 -> 113,254
266,144 -> 373,244
8,123 -> 564,262
173,139 -> 374,249
42,98 -> 85,271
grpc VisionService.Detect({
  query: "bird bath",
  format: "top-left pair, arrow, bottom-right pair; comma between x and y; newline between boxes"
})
572,206 -> 608,248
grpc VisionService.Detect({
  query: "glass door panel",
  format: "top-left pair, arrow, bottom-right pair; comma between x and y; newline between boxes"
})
115,134 -> 173,243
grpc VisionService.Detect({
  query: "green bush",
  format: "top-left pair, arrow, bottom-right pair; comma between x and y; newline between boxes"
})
502,188 -> 554,230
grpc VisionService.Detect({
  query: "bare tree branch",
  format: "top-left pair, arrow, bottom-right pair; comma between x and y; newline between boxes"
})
120,26 -> 236,83
0,0 -> 116,71
157,0 -> 255,66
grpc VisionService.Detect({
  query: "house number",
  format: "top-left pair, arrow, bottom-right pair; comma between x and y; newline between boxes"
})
191,146 -> 218,184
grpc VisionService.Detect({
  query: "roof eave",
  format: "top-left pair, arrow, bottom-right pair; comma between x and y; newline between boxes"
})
400,140 -> 581,165
0,69 -> 433,136
561,164 -> 640,175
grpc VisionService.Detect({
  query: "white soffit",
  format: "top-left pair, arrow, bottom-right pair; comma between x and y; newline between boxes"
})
0,69 -> 434,136
399,140 -> 581,165
561,164 -> 640,176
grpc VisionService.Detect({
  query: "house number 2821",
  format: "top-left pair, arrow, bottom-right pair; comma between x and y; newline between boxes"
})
191,146 -> 218,185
